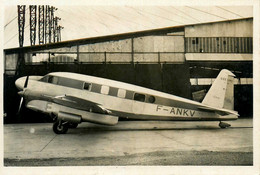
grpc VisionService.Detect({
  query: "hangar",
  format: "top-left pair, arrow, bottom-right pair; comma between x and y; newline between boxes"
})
4,17 -> 253,122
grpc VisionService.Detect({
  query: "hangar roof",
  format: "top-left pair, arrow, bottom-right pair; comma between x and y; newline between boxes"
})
4,17 -> 252,54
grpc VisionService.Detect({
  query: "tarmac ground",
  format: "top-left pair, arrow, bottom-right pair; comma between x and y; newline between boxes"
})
4,118 -> 253,166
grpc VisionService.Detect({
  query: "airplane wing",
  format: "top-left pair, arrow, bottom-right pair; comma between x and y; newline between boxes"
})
51,95 -> 112,114
26,99 -> 118,126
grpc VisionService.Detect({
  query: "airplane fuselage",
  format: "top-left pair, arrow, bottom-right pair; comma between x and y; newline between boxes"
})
16,72 -> 238,123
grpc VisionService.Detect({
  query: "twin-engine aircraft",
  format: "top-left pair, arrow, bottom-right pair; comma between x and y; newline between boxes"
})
15,69 -> 238,134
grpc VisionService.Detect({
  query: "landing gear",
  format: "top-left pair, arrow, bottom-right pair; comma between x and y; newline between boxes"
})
219,121 -> 231,129
68,123 -> 78,128
53,120 -> 69,134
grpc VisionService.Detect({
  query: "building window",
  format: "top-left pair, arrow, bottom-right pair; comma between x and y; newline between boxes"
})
117,89 -> 126,98
134,93 -> 145,102
101,85 -> 109,95
196,37 -> 199,44
192,38 -> 199,45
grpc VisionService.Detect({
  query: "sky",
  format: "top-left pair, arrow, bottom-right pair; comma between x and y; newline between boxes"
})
3,5 -> 253,49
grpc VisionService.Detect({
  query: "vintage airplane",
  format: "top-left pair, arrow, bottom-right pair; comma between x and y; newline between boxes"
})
15,69 -> 238,134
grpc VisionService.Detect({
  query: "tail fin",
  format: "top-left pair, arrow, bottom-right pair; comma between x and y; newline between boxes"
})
202,69 -> 235,110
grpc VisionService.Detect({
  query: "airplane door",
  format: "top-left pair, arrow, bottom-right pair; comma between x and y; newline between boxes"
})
132,93 -> 145,114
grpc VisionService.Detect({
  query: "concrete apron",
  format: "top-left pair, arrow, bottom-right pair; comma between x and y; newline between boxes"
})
4,119 -> 253,159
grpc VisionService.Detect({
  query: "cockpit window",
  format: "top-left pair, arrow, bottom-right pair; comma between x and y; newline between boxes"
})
48,76 -> 53,83
40,75 -> 58,84
40,75 -> 49,82
48,76 -> 58,84
40,75 -> 84,90
58,77 -> 84,89
134,93 -> 145,102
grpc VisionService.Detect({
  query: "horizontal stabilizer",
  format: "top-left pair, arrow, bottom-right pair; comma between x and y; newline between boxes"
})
198,106 -> 239,116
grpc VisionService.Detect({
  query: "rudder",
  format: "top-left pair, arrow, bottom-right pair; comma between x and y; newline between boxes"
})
202,69 -> 235,110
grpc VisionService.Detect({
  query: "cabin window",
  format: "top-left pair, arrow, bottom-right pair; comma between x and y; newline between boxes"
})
109,87 -> 118,96
101,85 -> 109,95
134,93 -> 145,102
148,96 -> 155,103
91,84 -> 101,93
83,82 -> 92,91
125,91 -> 134,100
117,89 -> 126,98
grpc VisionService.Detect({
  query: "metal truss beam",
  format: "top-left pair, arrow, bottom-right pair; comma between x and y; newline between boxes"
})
18,5 -> 26,47
29,5 -> 37,46
54,17 -> 61,42
38,5 -> 45,45
50,6 -> 57,43
45,5 -> 50,44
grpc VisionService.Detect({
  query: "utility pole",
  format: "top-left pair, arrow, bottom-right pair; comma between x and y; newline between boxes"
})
18,5 -> 62,46
50,6 -> 57,43
29,5 -> 37,46
38,5 -> 45,45
57,25 -> 64,42
18,5 -> 26,47
53,17 -> 61,42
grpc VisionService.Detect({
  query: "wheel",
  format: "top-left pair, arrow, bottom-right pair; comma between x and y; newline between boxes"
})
219,121 -> 231,129
68,123 -> 78,128
53,121 -> 69,134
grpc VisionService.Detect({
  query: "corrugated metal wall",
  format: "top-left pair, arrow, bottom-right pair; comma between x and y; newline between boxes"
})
185,19 -> 253,37
5,35 -> 185,67
185,37 -> 253,53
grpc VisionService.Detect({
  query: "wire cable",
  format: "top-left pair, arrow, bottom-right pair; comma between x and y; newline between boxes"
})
157,7 -> 199,23
216,6 -> 244,18
140,7 -> 186,25
4,24 -> 29,45
4,7 -> 29,28
186,6 -> 227,20
170,7 -> 201,23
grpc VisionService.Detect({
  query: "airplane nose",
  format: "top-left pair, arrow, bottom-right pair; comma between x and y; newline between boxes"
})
15,77 -> 26,91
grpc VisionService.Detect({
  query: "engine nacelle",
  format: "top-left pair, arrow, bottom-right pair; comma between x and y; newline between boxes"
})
57,111 -> 82,124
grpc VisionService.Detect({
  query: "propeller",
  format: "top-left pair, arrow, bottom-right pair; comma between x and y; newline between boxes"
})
17,76 -> 29,114
24,75 -> 29,88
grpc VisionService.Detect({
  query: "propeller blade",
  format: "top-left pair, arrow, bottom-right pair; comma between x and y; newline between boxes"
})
17,97 -> 24,114
24,76 -> 29,88
18,91 -> 24,97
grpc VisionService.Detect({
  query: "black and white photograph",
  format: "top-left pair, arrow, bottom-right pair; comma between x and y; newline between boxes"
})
1,0 -> 260,174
